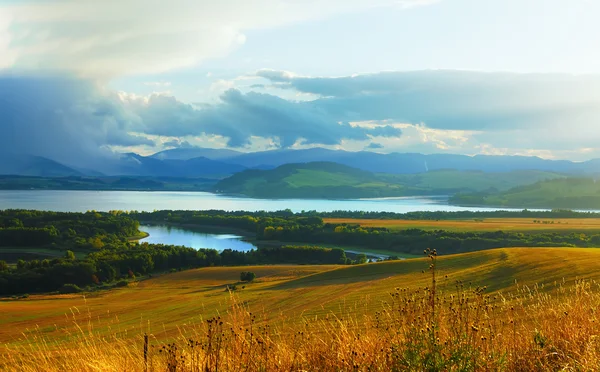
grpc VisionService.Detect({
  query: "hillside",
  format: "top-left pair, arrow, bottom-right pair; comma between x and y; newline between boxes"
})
4,248 -> 600,341
215,162 -> 564,199
4,247 -> 600,370
0,175 -> 216,191
451,177 -> 600,209
0,154 -> 82,177
214,162 -> 420,198
381,169 -> 563,194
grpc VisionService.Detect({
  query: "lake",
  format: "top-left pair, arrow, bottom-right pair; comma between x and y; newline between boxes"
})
139,224 -> 257,252
0,190 -> 514,213
139,224 -> 391,259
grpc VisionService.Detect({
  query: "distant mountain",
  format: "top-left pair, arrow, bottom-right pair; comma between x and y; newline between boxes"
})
4,147 -> 600,179
108,153 -> 246,177
0,154 -> 81,177
214,162 -> 563,199
150,147 -> 242,161
224,148 -> 600,174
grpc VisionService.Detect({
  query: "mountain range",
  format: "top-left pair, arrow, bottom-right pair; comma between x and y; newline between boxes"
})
1,147 -> 600,178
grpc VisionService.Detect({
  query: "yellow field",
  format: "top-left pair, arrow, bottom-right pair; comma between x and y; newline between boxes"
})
324,217 -> 600,231
3,247 -> 600,342
5,247 -> 600,370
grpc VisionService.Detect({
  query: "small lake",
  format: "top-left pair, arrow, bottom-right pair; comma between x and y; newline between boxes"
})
139,225 -> 257,252
0,190 -> 518,213
139,225 -> 390,259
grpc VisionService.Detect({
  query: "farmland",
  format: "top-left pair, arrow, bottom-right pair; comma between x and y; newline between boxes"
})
4,247 -> 600,370
324,217 -> 600,232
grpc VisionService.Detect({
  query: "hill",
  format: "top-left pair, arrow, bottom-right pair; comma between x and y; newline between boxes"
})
381,169 -> 564,194
4,247 -> 600,370
0,154 -> 82,177
0,175 -> 216,191
215,162 -> 564,199
214,162 -> 419,198
451,177 -> 600,209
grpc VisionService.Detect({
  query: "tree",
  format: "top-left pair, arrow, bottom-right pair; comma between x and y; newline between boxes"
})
65,250 -> 76,260
0,260 -> 8,271
240,271 -> 256,282
355,253 -> 368,264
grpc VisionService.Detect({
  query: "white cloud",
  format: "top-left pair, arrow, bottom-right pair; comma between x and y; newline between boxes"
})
144,81 -> 172,87
0,10 -> 15,68
2,0 -> 433,77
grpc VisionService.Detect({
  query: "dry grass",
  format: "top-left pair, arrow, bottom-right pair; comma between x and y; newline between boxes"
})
324,217 -> 600,232
4,249 -> 600,370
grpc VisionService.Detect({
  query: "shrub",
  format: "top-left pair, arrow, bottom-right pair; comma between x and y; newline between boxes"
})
115,280 -> 129,288
240,271 -> 256,282
58,284 -> 82,294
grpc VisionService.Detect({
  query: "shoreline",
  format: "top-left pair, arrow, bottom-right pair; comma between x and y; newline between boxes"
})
134,223 -> 398,260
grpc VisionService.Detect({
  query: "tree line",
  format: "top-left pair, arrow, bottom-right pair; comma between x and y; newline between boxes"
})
0,243 -> 354,295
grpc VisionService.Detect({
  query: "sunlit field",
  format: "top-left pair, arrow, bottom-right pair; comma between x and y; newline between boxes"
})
324,217 -> 600,232
4,248 -> 600,370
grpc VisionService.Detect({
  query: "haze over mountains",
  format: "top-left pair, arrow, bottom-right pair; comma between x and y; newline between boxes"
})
0,150 -> 597,178
1,148 -> 600,179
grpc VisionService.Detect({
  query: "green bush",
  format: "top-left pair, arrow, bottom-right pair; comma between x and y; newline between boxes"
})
58,284 -> 82,294
240,271 -> 256,282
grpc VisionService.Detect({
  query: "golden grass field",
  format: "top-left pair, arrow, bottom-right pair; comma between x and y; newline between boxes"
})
5,247 -> 600,370
324,217 -> 600,232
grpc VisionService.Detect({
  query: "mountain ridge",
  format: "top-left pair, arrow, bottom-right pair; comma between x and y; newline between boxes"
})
2,147 -> 599,178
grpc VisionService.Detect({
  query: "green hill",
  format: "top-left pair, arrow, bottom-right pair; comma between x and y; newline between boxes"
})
451,177 -> 600,209
215,162 -> 564,199
214,162 -> 413,198
381,169 -> 564,194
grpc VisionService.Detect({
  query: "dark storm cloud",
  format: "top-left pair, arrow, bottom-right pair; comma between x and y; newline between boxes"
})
366,142 -> 384,149
0,73 -> 152,166
134,89 -> 402,148
258,70 -> 600,132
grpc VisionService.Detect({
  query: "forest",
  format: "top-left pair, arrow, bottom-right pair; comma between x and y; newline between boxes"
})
4,208 -> 600,295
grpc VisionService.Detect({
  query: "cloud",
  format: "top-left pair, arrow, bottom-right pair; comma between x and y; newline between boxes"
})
0,73 -> 152,167
2,0 -> 432,77
162,139 -> 195,149
144,81 -> 171,87
4,69 -> 600,165
258,70 -> 600,133
129,88 -> 402,148
256,69 -> 299,82
366,142 -> 384,149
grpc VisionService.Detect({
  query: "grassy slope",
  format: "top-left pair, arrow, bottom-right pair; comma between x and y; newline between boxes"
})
323,217 -> 600,232
215,162 -> 564,199
3,247 -> 600,349
452,177 -> 600,209
382,169 -> 563,193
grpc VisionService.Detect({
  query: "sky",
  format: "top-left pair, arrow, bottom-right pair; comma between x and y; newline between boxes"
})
1,0 -> 600,165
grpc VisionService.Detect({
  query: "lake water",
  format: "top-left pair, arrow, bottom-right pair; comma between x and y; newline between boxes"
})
139,225 -> 257,252
0,190 -> 514,213
139,224 -> 390,259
